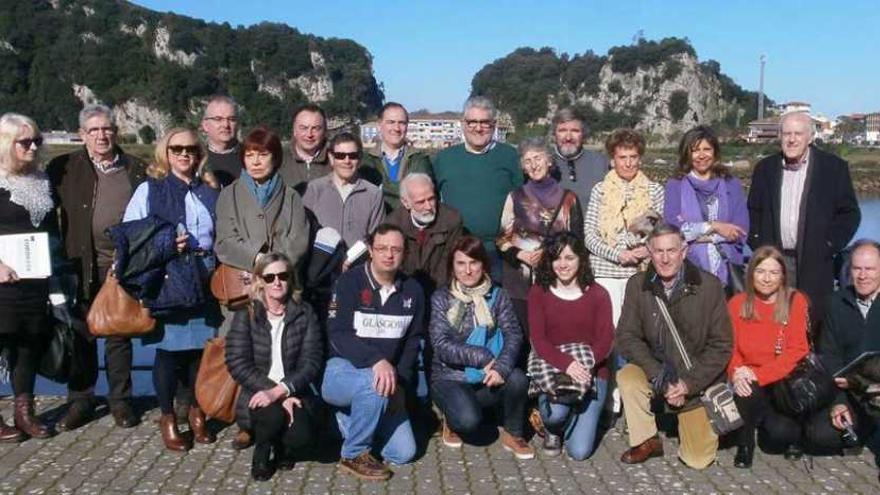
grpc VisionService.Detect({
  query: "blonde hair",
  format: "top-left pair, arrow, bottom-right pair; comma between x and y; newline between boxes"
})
740,245 -> 796,324
0,113 -> 42,174
250,252 -> 301,305
148,127 -> 218,188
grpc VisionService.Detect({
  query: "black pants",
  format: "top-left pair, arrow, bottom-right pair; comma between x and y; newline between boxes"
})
68,264 -> 133,406
511,298 -> 531,368
733,382 -> 801,452
432,368 -> 530,437
153,349 -> 201,415
1,312 -> 47,395
805,396 -> 880,466
251,400 -> 315,457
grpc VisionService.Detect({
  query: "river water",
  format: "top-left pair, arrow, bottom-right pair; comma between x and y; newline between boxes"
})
853,198 -> 880,243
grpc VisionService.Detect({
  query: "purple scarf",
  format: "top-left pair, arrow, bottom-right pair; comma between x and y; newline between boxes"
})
523,176 -> 564,210
680,175 -> 734,282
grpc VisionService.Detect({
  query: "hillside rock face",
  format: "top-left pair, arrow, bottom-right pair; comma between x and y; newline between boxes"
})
472,38 -> 768,139
0,0 -> 383,141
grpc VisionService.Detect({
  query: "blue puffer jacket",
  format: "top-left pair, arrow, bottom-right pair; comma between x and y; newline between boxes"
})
107,216 -> 205,316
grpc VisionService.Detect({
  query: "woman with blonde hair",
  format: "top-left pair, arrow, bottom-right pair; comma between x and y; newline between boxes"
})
123,127 -> 220,451
225,252 -> 323,481
727,245 -> 810,467
0,113 -> 58,440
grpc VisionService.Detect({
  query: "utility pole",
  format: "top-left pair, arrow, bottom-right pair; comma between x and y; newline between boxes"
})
757,54 -> 766,120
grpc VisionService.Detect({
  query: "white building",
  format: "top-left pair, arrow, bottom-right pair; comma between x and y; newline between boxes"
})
361,114 -> 509,149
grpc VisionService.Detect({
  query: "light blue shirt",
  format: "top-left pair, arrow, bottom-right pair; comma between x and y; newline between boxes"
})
123,181 -> 215,251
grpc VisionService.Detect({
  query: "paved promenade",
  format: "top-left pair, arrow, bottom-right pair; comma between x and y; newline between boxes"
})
0,397 -> 877,494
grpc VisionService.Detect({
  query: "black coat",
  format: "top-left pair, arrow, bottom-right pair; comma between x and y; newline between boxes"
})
747,146 -> 860,326
818,287 -> 880,406
226,299 -> 323,429
47,148 -> 147,303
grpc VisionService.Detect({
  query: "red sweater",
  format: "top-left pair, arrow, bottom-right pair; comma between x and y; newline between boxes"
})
527,284 -> 614,380
727,291 -> 810,386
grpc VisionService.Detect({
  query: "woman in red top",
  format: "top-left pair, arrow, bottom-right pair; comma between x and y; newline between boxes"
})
528,232 -> 614,459
728,245 -> 810,468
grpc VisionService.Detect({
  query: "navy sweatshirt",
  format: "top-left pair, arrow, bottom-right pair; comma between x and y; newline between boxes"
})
327,263 -> 424,387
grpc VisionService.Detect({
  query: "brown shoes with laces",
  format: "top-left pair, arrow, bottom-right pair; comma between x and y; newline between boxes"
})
620,435 -> 664,464
339,451 -> 391,481
0,414 -> 24,443
500,429 -> 535,460
441,419 -> 463,448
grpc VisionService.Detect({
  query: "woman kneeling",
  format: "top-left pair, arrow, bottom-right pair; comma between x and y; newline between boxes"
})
226,253 -> 323,481
528,233 -> 613,459
429,236 -> 533,459
728,246 -> 810,467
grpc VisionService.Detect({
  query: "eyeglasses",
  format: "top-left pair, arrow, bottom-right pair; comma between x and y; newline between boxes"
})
372,245 -> 403,255
464,119 -> 495,129
168,145 -> 201,156
204,116 -> 238,124
261,271 -> 291,284
15,137 -> 43,149
85,127 -> 115,136
331,151 -> 360,160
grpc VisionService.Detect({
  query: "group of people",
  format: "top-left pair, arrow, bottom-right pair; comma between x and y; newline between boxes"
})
0,91 -> 876,484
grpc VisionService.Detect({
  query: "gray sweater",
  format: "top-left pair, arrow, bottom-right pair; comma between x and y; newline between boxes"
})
300,174 -> 385,249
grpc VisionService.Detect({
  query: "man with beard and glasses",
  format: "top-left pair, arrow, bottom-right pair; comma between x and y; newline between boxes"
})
550,107 -> 609,210
387,173 -> 463,297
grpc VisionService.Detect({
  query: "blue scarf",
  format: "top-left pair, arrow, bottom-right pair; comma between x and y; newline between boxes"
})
241,172 -> 280,208
464,288 -> 503,383
681,174 -> 732,281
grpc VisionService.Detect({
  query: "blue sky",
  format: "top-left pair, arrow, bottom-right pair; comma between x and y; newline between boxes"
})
134,0 -> 879,118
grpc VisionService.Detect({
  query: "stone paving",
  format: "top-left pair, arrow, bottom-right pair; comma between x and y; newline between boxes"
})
0,397 -> 878,494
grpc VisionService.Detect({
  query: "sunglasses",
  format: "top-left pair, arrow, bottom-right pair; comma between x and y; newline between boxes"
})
261,271 -> 291,284
168,145 -> 201,156
331,151 -> 360,160
16,137 -> 43,149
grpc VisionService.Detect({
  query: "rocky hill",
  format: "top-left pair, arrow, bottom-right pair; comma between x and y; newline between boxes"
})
471,38 -> 772,139
0,0 -> 383,141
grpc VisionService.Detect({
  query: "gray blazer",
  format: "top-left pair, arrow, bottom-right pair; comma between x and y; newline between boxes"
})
214,179 -> 310,271
300,174 -> 385,249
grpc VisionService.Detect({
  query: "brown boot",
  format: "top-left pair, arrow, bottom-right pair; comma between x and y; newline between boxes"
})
13,394 -> 51,439
0,414 -> 24,443
160,413 -> 191,451
231,427 -> 254,450
188,407 -> 216,444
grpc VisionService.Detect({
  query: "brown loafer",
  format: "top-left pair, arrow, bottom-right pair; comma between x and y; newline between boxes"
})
231,427 -> 253,450
621,435 -> 664,464
57,400 -> 94,432
110,402 -> 139,428
339,451 -> 391,481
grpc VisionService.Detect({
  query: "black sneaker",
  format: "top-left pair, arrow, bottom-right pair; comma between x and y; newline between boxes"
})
542,432 -> 562,457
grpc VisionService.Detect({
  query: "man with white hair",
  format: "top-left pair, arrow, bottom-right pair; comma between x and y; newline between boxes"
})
433,96 -> 522,282
386,173 -> 463,295
47,104 -> 147,431
748,111 -> 860,326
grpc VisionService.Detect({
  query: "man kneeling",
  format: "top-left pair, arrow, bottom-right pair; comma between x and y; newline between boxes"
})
322,224 -> 423,481
615,224 -> 733,469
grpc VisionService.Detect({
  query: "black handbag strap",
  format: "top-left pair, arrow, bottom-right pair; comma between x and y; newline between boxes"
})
654,295 -> 693,371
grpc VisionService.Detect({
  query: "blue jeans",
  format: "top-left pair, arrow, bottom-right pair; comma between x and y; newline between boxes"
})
432,368 -> 530,437
539,378 -> 608,460
321,357 -> 416,464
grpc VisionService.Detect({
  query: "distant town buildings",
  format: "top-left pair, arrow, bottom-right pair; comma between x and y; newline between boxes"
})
746,101 -> 834,143
43,131 -> 82,145
360,113 -> 510,149
866,112 -> 880,143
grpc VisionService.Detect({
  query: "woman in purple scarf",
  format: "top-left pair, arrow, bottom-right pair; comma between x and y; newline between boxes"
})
496,138 -> 583,339
663,125 -> 748,291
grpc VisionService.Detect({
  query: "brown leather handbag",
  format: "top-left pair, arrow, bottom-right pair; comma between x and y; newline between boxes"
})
210,264 -> 252,309
195,337 -> 240,423
87,271 -> 156,337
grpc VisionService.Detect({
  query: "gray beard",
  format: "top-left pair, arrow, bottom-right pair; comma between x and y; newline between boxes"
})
411,210 -> 436,227
558,143 -> 582,159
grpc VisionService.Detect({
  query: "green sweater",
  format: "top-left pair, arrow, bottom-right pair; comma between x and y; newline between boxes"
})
434,142 -> 523,250
360,146 -> 433,212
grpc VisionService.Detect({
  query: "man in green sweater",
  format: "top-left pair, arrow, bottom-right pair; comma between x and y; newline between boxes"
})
360,102 -> 433,212
433,96 -> 522,281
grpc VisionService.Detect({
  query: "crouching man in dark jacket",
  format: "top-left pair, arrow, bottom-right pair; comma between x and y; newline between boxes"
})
321,224 -> 424,482
615,223 -> 733,469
